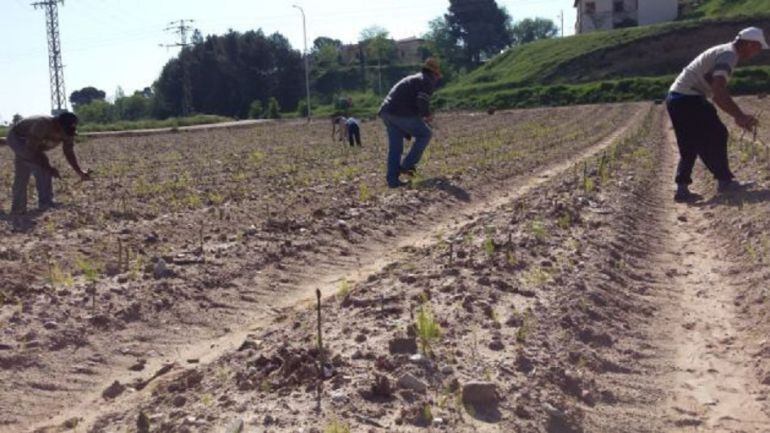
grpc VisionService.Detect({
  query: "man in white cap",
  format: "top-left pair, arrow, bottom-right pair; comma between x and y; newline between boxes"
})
667,26 -> 768,202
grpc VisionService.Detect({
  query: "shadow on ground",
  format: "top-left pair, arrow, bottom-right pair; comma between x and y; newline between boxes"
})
695,187 -> 770,207
414,177 -> 471,202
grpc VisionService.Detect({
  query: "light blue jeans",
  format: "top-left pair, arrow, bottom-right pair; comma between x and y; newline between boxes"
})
379,112 -> 432,187
6,132 -> 53,213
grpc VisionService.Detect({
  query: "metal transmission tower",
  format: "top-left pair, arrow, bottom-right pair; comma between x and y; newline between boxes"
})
162,19 -> 195,116
32,0 -> 67,114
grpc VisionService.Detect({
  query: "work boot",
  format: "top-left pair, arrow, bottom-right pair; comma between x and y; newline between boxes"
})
388,180 -> 409,189
674,184 -> 693,202
717,179 -> 754,193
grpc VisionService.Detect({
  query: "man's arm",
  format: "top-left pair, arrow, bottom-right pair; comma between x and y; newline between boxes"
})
62,139 -> 91,180
416,77 -> 434,120
711,76 -> 757,130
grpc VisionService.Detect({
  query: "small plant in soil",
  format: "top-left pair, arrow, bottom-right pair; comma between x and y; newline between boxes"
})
358,183 -> 372,202
324,418 -> 350,433
530,220 -> 548,241
338,279 -> 351,298
48,261 -> 74,288
557,212 -> 572,230
483,236 -> 495,257
416,304 -> 442,356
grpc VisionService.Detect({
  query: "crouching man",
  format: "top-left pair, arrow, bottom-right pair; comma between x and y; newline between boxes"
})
5,112 -> 91,214
667,27 -> 768,202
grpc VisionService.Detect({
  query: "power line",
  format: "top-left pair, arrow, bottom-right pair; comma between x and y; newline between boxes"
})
161,19 -> 195,116
32,0 -> 67,114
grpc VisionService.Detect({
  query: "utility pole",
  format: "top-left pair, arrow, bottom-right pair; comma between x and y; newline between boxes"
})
558,10 -> 565,37
162,19 -> 195,116
292,5 -> 311,121
32,0 -> 67,115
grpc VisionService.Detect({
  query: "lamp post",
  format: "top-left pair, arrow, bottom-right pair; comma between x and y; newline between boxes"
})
292,4 -> 311,121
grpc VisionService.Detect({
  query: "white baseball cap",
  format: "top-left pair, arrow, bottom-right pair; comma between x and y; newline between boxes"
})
737,27 -> 769,49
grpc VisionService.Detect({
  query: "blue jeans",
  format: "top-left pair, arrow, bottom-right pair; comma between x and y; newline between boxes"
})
7,132 -> 53,213
380,112 -> 432,186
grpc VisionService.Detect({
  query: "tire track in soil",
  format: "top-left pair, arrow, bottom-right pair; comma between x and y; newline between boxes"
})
24,105 -> 650,433
654,122 -> 770,431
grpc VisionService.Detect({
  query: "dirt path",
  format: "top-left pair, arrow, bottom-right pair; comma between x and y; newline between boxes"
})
655,124 -> 770,431
23,107 -> 651,433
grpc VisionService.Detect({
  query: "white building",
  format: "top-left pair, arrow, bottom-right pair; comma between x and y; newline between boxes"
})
574,0 -> 679,34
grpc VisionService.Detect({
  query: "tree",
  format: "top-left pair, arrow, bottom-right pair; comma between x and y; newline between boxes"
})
12,114 -> 23,125
69,86 -> 106,108
192,29 -> 204,45
248,100 -> 263,119
75,100 -> 116,124
266,97 -> 281,119
446,0 -> 513,67
359,26 -> 396,95
511,18 -> 558,45
423,16 -> 465,74
312,36 -> 342,53
154,29 -> 304,118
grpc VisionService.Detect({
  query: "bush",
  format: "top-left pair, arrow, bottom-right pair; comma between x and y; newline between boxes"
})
266,97 -> 281,119
248,100 -> 264,119
297,99 -> 309,117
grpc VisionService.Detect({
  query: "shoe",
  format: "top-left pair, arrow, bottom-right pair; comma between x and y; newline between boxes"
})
388,180 -> 409,189
674,185 -> 694,203
38,202 -> 63,211
400,167 -> 417,177
717,179 -> 754,193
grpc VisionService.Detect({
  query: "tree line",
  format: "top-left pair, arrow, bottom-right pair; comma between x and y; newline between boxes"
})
69,0 -> 558,123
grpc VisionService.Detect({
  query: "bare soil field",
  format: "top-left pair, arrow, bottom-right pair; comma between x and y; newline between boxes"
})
1,99 -> 769,433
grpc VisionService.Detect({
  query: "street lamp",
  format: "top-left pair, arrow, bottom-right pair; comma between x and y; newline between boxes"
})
292,4 -> 311,121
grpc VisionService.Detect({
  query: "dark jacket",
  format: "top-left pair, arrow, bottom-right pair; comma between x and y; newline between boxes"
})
379,71 -> 436,118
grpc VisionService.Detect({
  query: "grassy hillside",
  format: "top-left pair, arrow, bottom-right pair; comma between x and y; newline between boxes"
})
683,0 -> 770,19
438,14 -> 770,109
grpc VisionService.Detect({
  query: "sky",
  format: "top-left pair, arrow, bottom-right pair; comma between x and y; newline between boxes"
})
0,0 -> 576,121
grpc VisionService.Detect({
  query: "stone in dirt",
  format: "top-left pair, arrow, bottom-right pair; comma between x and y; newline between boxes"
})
389,337 -> 417,354
153,259 -> 174,279
224,418 -> 244,433
371,374 -> 393,398
102,380 -> 126,399
398,373 -> 428,393
462,381 -> 499,406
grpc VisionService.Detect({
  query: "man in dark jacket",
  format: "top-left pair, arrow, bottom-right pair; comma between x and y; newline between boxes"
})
4,112 -> 91,214
379,58 -> 440,188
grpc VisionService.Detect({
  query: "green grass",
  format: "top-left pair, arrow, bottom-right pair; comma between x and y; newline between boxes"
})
683,0 -> 770,19
310,91 -> 383,119
436,66 -> 770,110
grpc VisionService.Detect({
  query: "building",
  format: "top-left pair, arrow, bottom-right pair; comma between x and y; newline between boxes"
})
338,37 -> 426,65
574,0 -> 678,34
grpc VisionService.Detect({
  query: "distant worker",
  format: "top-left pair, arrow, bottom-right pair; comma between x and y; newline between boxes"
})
379,58 -> 441,188
332,115 -> 348,143
667,27 -> 767,202
4,112 -> 92,214
346,116 -> 361,147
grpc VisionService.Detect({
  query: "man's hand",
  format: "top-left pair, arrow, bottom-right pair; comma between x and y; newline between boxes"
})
424,114 -> 434,124
735,113 -> 758,131
49,167 -> 61,179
